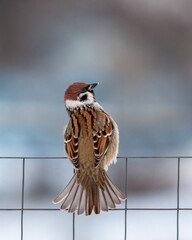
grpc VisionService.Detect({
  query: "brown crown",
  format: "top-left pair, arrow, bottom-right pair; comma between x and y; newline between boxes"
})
64,82 -> 89,103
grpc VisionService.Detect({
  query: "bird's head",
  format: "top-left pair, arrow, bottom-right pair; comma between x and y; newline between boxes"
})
64,82 -> 98,110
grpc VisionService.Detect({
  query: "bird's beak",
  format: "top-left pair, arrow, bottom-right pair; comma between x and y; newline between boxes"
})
89,83 -> 99,90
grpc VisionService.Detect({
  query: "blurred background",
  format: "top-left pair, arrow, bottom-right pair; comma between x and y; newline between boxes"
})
0,0 -> 192,239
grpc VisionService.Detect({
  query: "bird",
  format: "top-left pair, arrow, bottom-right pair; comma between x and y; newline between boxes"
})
52,82 -> 126,216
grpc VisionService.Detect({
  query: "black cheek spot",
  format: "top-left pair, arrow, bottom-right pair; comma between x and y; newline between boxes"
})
80,94 -> 88,102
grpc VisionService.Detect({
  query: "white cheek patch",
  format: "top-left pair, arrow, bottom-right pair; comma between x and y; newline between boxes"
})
65,92 -> 95,110
78,92 -> 94,103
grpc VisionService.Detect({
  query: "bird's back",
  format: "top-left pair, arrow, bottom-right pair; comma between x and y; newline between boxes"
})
77,110 -> 96,170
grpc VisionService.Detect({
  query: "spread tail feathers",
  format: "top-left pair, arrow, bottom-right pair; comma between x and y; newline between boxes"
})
52,171 -> 126,216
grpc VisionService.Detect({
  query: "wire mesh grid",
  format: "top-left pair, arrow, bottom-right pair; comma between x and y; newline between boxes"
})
0,156 -> 192,240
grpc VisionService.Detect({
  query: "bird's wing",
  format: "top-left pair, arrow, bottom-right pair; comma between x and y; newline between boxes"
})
93,111 -> 114,167
64,115 -> 80,169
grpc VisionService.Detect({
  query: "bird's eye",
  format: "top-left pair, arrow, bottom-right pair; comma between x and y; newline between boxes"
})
81,88 -> 87,93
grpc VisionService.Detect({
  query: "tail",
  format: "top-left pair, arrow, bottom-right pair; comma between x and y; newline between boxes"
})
52,171 -> 126,216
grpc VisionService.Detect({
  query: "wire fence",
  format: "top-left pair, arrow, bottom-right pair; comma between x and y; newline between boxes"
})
0,156 -> 192,240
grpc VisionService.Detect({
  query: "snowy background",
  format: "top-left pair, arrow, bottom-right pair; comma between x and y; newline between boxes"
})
1,0 -> 192,239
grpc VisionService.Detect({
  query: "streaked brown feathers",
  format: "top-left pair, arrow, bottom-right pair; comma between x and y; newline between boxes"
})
64,118 -> 80,169
53,105 -> 126,215
64,107 -> 113,169
93,111 -> 113,167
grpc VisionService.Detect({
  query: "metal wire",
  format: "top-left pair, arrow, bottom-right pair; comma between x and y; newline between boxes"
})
0,156 -> 192,240
21,158 -> 25,240
177,157 -> 180,240
73,168 -> 75,240
124,157 -> 128,240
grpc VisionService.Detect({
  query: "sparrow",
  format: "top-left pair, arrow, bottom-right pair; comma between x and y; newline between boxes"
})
53,82 -> 126,216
